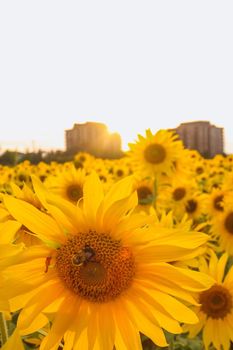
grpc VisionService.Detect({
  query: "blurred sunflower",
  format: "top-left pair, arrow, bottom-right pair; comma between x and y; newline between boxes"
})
128,129 -> 184,177
44,165 -> 86,203
156,177 -> 197,220
133,177 -> 155,213
0,182 -> 43,246
211,200 -> 233,255
183,251 -> 233,350
203,188 -> 232,219
184,193 -> 206,222
1,173 -> 213,350
73,151 -> 94,170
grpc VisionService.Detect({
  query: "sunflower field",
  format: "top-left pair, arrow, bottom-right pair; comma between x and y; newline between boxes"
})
1,128 -> 233,350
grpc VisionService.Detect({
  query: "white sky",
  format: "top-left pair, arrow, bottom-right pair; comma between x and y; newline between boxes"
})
0,1 -> 233,153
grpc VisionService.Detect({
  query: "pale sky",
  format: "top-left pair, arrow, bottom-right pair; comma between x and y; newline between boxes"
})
1,1 -> 233,153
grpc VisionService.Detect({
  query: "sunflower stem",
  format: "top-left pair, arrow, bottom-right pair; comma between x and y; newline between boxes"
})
168,334 -> 175,350
0,312 -> 9,345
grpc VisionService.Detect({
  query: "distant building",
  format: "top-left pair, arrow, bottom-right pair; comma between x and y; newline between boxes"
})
172,121 -> 224,158
65,122 -> 123,158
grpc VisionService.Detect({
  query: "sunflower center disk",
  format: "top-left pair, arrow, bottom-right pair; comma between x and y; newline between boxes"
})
56,232 -> 135,302
172,187 -> 186,201
185,199 -> 197,213
224,212 -> 233,234
144,143 -> 166,164
200,284 -> 232,319
137,186 -> 153,205
214,195 -> 224,211
66,184 -> 83,202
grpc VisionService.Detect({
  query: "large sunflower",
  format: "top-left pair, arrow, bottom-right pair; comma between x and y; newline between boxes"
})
1,173 -> 213,350
128,129 -> 184,177
183,251 -> 233,350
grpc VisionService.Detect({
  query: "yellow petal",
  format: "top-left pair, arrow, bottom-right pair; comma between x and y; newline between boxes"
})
98,175 -> 134,216
138,262 -> 214,292
2,259 -> 57,307
123,299 -> 168,347
0,243 -> 24,267
217,252 -> 228,284
17,280 -> 65,330
83,172 -> 104,228
4,195 -> 65,246
136,285 -> 199,324
135,244 -> 205,264
102,192 -> 137,233
19,312 -> 48,336
218,318 -> 230,350
73,329 -> 88,349
115,213 -> 154,235
0,220 -> 22,244
97,304 -> 115,350
63,331 -> 75,350
114,305 -> 143,350
135,272 -> 199,305
32,175 -> 79,233
203,317 -> 214,349
40,293 -> 81,350
125,292 -> 181,335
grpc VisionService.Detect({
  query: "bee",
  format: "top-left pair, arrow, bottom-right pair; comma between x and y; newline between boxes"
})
72,245 -> 96,266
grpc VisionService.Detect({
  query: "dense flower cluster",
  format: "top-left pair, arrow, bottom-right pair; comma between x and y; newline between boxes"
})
0,129 -> 233,349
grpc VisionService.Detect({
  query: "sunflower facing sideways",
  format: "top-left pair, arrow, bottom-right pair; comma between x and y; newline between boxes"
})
0,173 -> 214,350
128,129 -> 184,178
183,251 -> 233,350
211,198 -> 233,256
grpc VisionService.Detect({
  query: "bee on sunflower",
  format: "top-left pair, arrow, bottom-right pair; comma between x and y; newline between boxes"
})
0,173 -> 214,350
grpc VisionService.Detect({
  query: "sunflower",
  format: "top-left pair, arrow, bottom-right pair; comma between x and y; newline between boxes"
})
0,173 -> 214,350
156,176 -> 198,220
211,200 -> 233,255
183,251 -> 233,350
0,182 -> 43,246
203,188 -> 233,219
73,151 -> 94,170
128,129 -> 184,178
184,193 -> 206,222
133,176 -> 155,214
44,165 -> 86,203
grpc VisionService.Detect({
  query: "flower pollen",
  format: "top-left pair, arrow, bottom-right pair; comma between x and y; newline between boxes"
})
56,231 -> 135,302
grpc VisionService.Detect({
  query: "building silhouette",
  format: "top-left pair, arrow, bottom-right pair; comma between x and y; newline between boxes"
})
65,122 -> 123,158
173,121 -> 224,158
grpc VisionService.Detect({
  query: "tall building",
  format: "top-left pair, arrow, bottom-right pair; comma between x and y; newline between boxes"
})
65,122 -> 123,158
173,121 -> 224,158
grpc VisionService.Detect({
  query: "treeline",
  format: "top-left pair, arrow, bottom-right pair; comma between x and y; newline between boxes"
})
0,149 -> 124,166
0,150 -> 74,166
